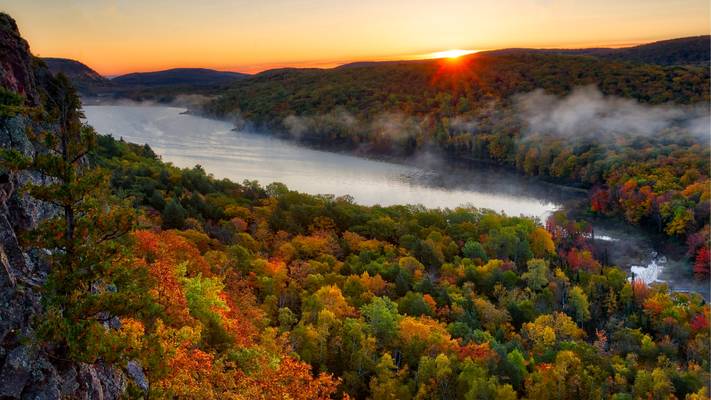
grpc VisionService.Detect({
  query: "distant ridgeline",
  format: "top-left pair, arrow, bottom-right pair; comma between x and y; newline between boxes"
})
483,36 -> 711,66
43,59 -> 249,102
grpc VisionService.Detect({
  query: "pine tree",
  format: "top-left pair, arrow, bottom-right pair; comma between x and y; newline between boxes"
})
162,197 -> 186,229
1,74 -> 149,362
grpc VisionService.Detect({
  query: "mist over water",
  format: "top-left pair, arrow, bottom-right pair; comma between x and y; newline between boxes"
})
83,104 -> 579,220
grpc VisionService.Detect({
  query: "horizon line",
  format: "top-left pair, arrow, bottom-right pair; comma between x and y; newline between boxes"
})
41,34 -> 709,78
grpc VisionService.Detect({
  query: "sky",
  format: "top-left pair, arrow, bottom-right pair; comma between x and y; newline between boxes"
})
3,0 -> 710,76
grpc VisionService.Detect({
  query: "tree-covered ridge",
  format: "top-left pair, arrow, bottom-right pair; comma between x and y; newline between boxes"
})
483,36 -> 711,66
85,134 -> 709,399
203,53 -> 709,124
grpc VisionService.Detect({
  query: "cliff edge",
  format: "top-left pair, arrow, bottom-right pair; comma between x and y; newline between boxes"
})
0,13 -> 138,399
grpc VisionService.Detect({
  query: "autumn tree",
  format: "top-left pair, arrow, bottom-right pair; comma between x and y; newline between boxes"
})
522,259 -> 549,291
568,286 -> 591,324
162,197 -> 187,229
362,296 -> 401,348
369,353 -> 412,400
457,361 -> 517,400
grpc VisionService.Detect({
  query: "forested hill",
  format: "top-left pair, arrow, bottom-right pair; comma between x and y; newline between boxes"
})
42,60 -> 250,100
202,51 -> 709,127
203,50 -> 709,122
112,68 -> 249,87
483,36 -> 711,66
43,57 -> 112,94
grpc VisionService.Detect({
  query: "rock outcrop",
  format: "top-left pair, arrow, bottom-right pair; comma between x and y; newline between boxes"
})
0,15 -> 38,106
0,13 -> 133,399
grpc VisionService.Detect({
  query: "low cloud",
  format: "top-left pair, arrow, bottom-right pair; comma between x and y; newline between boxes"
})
81,94 -> 215,109
449,115 -> 479,133
371,112 -> 424,140
284,108 -> 359,139
283,110 -> 426,142
171,94 -> 213,108
514,85 -> 710,140
283,114 -> 310,139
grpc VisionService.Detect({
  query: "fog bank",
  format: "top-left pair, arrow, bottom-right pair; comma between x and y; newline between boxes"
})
514,85 -> 710,139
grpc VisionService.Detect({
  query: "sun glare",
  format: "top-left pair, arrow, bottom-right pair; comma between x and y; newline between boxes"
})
428,49 -> 477,59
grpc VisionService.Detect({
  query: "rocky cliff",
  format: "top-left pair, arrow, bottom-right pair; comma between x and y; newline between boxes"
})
0,13 -> 138,399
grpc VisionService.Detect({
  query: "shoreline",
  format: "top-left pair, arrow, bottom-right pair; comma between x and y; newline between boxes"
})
82,97 -> 590,196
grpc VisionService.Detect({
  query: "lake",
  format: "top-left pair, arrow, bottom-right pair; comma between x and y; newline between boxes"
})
83,105 -> 581,220
83,104 -> 708,298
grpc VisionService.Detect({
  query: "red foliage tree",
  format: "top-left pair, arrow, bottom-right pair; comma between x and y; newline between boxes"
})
693,247 -> 710,277
690,313 -> 709,332
590,187 -> 611,214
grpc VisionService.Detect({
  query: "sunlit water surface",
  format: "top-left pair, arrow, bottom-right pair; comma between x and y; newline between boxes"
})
83,105 -> 578,220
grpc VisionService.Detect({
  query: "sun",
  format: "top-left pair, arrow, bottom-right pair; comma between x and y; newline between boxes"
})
428,49 -> 477,59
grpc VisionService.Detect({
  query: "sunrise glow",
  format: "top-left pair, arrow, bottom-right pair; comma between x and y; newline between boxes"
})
3,0 -> 710,75
427,49 -> 478,59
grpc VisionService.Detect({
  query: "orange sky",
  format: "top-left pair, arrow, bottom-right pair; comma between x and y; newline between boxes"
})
3,0 -> 710,76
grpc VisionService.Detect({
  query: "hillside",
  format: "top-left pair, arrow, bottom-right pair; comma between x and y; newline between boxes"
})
595,36 -> 710,65
42,57 -> 121,98
203,51 -> 709,124
42,57 -> 110,94
483,36 -> 711,66
112,67 -> 249,87
42,62 -> 249,101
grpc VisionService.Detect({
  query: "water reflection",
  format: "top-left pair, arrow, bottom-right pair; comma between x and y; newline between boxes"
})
83,105 -> 581,220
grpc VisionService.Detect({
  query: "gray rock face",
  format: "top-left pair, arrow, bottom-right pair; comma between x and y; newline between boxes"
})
127,361 -> 149,393
0,346 -> 34,397
0,12 -> 147,400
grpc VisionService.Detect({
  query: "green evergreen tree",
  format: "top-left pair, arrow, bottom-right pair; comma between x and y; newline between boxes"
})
162,197 -> 186,229
463,240 -> 488,262
1,74 -> 149,363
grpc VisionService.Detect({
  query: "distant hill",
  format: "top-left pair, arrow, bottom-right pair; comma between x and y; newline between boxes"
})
336,59 -> 432,69
40,61 -> 250,101
46,36 -> 707,103
112,68 -> 249,87
483,36 -> 710,66
202,49 -> 709,133
596,36 -> 710,65
42,57 -> 112,94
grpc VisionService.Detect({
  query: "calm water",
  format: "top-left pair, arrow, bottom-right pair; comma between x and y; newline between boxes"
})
83,105 -> 579,220
83,104 -> 707,298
